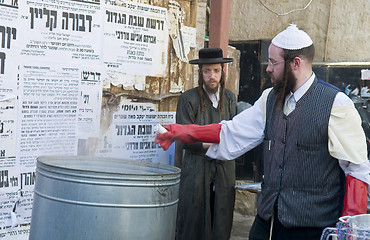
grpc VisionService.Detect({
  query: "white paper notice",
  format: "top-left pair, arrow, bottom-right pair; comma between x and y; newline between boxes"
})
17,63 -> 79,169
0,2 -> 19,99
97,100 -> 157,157
181,25 -> 196,50
104,0 -> 169,88
0,170 -> 35,228
168,0 -> 192,62
77,68 -> 103,139
18,0 -> 103,64
111,111 -> 175,165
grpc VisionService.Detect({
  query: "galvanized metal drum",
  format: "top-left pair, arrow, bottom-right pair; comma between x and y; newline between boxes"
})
29,156 -> 181,240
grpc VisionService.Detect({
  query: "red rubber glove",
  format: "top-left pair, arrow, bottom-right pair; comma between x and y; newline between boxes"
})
154,123 -> 222,151
342,174 -> 368,217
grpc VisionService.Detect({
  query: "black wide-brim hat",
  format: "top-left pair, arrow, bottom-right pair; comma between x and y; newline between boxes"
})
189,48 -> 233,64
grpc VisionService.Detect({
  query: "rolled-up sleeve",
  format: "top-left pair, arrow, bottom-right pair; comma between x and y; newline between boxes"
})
328,93 -> 367,164
329,92 -> 370,187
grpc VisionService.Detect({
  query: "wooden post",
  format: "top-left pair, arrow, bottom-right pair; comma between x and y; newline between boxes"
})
208,0 -> 231,57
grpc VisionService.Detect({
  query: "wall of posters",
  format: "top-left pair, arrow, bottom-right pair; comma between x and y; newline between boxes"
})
0,0 -> 171,237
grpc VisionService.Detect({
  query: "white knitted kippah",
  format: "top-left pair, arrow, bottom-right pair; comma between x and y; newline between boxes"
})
272,24 -> 313,50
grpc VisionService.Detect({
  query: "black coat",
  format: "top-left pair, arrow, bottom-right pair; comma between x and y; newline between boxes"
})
175,87 -> 237,240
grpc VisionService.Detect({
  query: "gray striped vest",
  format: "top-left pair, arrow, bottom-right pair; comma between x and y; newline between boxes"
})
258,78 -> 345,228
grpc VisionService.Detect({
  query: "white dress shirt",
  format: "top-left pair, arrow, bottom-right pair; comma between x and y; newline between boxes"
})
206,73 -> 370,187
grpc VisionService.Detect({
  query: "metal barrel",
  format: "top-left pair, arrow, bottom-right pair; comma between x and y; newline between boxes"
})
29,156 -> 181,240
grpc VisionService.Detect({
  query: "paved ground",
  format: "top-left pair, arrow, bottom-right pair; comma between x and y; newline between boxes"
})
230,212 -> 255,240
230,180 -> 258,239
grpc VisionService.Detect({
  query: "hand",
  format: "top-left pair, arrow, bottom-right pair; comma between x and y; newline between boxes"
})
154,130 -> 175,151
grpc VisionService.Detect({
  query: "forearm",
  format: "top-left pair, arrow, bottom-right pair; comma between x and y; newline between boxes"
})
338,154 -> 369,217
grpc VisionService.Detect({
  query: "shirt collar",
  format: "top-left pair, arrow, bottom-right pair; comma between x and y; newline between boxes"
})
290,72 -> 315,102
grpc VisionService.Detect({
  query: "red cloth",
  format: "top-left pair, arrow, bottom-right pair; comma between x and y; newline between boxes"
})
342,174 -> 368,217
154,123 -> 222,151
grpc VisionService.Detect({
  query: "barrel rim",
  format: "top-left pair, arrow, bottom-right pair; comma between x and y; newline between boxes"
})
36,155 -> 181,176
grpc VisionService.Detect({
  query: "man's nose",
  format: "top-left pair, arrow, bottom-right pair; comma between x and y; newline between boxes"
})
266,64 -> 272,73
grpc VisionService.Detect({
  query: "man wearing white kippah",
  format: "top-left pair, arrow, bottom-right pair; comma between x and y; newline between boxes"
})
155,24 -> 370,240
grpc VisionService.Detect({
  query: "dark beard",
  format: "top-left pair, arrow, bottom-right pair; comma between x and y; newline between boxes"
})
273,64 -> 296,109
204,82 -> 218,94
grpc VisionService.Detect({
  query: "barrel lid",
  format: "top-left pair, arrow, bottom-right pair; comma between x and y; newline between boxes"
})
37,155 -> 180,176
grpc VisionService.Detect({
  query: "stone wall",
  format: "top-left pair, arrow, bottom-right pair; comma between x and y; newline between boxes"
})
229,0 -> 369,62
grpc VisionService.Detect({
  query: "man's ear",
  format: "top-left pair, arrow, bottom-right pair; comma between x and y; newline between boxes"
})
292,57 -> 301,70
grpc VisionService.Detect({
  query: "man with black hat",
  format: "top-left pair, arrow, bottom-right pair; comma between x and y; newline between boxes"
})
174,47 -> 237,240
156,25 -> 370,240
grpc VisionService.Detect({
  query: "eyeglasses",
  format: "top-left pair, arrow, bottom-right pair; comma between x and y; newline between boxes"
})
268,59 -> 284,67
202,69 -> 222,76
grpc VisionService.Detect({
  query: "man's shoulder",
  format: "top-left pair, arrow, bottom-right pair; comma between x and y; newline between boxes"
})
316,78 -> 341,93
181,87 -> 199,98
182,87 -> 198,94
179,87 -> 200,103
224,89 -> 237,100
224,88 -> 235,96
